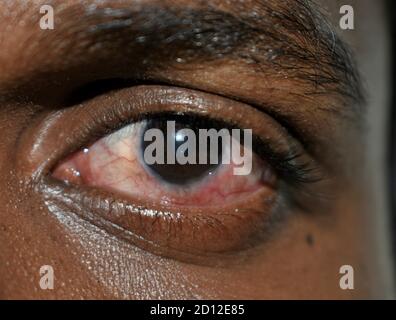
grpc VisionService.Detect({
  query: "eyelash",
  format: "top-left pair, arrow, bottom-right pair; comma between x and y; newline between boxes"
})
123,111 -> 321,186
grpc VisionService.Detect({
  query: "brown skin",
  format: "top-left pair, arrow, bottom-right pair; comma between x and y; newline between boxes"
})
0,0 -> 391,299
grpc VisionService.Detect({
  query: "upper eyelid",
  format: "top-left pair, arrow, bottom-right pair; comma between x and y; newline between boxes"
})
64,78 -> 317,156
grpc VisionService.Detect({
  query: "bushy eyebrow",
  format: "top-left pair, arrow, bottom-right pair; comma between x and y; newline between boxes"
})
0,0 -> 364,117
78,1 -> 364,108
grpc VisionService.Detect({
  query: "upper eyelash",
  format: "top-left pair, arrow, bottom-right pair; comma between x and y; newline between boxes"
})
264,148 -> 323,185
99,110 -> 323,188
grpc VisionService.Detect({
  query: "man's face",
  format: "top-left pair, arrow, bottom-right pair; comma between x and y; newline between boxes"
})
0,0 -> 390,299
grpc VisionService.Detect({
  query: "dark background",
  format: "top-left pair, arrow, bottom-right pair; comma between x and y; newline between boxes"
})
387,0 -> 396,278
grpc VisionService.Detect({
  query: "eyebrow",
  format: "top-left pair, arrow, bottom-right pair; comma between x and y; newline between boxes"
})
0,0 -> 364,113
75,1 -> 364,106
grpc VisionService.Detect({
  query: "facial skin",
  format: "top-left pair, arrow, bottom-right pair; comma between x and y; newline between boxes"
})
0,0 -> 392,299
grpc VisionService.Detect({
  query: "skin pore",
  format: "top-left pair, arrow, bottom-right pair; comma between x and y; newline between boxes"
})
0,0 -> 392,299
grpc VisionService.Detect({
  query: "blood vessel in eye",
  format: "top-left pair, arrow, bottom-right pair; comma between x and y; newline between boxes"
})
52,114 -> 276,207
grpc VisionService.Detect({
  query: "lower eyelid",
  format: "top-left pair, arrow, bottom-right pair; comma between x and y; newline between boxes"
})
40,176 -> 279,264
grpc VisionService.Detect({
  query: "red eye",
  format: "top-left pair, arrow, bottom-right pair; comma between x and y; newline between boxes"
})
52,115 -> 276,209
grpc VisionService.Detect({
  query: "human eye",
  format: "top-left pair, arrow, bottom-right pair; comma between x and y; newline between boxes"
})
20,84 -> 324,264
52,113 -> 274,208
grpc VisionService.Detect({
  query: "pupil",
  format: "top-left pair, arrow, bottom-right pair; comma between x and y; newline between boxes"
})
140,115 -> 222,186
